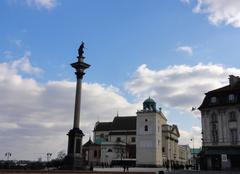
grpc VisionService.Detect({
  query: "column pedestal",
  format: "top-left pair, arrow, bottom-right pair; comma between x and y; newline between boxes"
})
63,128 -> 86,170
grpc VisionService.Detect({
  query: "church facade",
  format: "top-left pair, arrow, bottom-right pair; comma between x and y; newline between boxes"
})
84,98 -> 190,167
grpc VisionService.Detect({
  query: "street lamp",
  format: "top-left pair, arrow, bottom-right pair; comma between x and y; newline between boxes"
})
46,153 -> 52,170
5,152 -> 11,161
190,137 -> 195,170
174,153 -> 176,170
47,153 -> 52,161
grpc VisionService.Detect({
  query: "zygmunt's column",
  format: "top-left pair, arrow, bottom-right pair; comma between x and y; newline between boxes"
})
64,42 -> 90,170
71,43 -> 90,129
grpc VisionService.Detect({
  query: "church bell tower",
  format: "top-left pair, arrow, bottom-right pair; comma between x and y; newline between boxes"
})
136,97 -> 167,167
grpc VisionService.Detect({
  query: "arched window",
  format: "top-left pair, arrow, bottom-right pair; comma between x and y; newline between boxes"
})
116,137 -> 121,142
144,125 -> 148,131
107,149 -> 112,152
229,111 -> 236,121
211,113 -> 217,122
229,94 -> 235,103
94,150 -> 97,157
230,129 -> 237,144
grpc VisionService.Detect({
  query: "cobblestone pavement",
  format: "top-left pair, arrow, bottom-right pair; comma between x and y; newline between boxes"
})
95,167 -> 240,174
0,168 -> 240,174
166,170 -> 240,174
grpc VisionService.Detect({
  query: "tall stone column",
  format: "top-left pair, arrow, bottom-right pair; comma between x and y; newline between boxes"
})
64,42 -> 90,170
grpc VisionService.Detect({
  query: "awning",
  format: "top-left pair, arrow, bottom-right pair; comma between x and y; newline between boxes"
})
204,147 -> 240,155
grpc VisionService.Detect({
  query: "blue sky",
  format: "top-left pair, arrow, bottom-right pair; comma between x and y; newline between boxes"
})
1,0 -> 240,160
2,0 -> 240,85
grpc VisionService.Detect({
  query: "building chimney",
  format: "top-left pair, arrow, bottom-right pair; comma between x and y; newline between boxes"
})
229,75 -> 240,86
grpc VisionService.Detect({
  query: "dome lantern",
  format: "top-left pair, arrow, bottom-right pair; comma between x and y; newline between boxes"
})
143,97 -> 157,112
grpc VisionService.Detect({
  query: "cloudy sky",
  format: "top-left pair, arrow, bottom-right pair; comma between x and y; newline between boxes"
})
1,0 -> 240,160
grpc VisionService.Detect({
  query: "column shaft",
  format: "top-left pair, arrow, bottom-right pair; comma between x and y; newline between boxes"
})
73,78 -> 82,128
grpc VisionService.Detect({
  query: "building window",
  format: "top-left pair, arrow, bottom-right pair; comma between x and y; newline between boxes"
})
229,111 -> 237,121
94,150 -> 97,157
100,133 -> 104,138
212,123 -> 218,143
116,137 -> 121,142
211,113 -> 217,122
144,125 -> 148,132
131,137 -> 136,142
230,129 -> 237,144
162,147 -> 165,152
210,97 -> 217,103
145,119 -> 148,122
229,94 -> 235,103
107,149 -> 112,152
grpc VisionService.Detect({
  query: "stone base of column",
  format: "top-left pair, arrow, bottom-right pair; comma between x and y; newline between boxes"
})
63,154 -> 86,170
63,128 -> 86,170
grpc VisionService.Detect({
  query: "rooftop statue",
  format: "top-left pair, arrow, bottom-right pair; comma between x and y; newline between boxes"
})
78,41 -> 85,57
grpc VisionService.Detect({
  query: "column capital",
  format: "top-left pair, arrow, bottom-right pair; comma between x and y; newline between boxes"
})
75,71 -> 85,79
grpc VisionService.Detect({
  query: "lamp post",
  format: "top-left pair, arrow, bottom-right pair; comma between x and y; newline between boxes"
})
46,153 -> 52,171
5,152 -> 11,169
5,152 -> 11,161
168,131 -> 172,172
174,153 -> 176,170
190,137 -> 195,170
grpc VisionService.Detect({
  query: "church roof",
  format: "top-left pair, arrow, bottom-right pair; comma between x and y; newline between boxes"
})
94,116 -> 136,132
83,138 -> 100,147
94,122 -> 112,131
112,116 -> 136,130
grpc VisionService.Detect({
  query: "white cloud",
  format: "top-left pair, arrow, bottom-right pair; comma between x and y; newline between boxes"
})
187,0 -> 240,28
9,0 -> 58,10
0,122 -> 20,129
14,40 -> 22,47
9,51 -> 43,75
180,0 -> 191,4
176,46 -> 193,56
3,50 -> 13,59
125,63 -> 240,113
0,56 -> 139,160
25,0 -> 58,9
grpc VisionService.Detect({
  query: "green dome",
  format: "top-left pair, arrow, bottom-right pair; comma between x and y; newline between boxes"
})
143,97 -> 156,104
143,97 -> 156,112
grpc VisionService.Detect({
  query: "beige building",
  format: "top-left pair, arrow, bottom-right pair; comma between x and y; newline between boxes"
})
162,124 -> 180,167
178,145 -> 191,166
199,75 -> 240,170
82,138 -> 101,166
